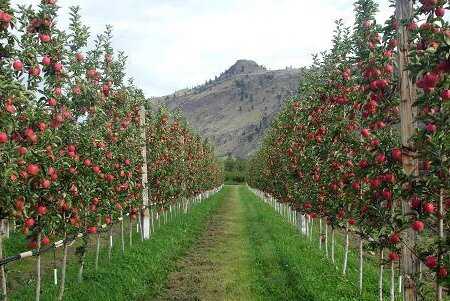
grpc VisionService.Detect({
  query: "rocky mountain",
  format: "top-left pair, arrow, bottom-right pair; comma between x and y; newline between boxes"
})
154,59 -> 301,158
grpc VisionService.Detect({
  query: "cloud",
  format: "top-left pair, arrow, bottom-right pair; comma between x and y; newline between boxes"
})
10,0 -> 394,97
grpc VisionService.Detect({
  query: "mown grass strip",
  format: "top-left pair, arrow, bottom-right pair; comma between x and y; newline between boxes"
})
9,187 -> 226,301
240,185 -> 400,301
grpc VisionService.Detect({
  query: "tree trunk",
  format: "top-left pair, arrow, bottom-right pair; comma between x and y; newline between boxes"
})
138,210 -> 144,242
331,227 -> 335,265
36,233 -> 41,301
0,230 -> 7,301
120,211 -> 125,254
299,213 -> 303,235
390,260 -> 395,301
359,236 -> 363,295
108,226 -> 113,260
437,189 -> 444,301
95,217 -> 101,270
57,241 -> 68,301
78,249 -> 86,283
325,221 -> 329,258
379,249 -> 384,301
152,209 -> 155,233
342,222 -> 349,275
129,214 -> 133,247
319,218 -> 322,250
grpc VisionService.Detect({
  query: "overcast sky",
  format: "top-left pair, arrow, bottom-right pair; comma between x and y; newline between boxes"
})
11,0 -> 393,97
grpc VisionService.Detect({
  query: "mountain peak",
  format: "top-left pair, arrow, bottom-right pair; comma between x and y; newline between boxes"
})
219,59 -> 266,80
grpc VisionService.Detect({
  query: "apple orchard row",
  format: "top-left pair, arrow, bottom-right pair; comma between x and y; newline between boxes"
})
0,0 -> 223,268
248,0 -> 448,300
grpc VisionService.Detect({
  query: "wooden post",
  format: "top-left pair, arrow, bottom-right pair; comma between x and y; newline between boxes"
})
140,105 -> 151,239
395,1 -> 420,300
0,221 -> 9,239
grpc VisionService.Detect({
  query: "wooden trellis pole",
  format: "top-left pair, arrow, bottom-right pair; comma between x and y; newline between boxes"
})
140,105 -> 150,239
395,1 -> 420,300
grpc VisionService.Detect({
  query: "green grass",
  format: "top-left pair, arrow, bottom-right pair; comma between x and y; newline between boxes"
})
8,187 -> 226,301
4,185 -> 417,300
239,185 -> 399,301
155,185 -> 255,300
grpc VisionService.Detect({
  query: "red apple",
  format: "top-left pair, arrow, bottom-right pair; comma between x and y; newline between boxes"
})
384,173 -> 395,183
382,190 -> 393,200
53,63 -> 62,72
27,164 -> 40,175
25,218 -> 35,228
411,220 -> 425,232
426,123 -> 437,133
26,240 -> 37,249
17,146 -> 28,155
384,64 -> 394,73
48,98 -> 57,106
390,233 -> 401,244
75,53 -> 84,62
41,56 -> 51,66
41,179 -> 51,188
389,252 -> 399,261
425,256 -> 438,269
410,197 -> 421,209
391,148 -> 402,161
439,267 -> 448,278
0,132 -> 8,143
337,210 -> 346,218
13,60 -> 24,71
39,33 -> 51,43
360,128 -> 370,138
441,89 -> 450,100
29,67 -> 41,76
42,236 -> 50,246
435,7 -> 445,17
375,153 -> 386,164
422,202 -> 435,214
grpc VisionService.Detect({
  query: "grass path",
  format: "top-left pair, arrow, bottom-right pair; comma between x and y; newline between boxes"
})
159,185 -> 395,301
9,185 -> 398,300
158,185 -> 253,300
